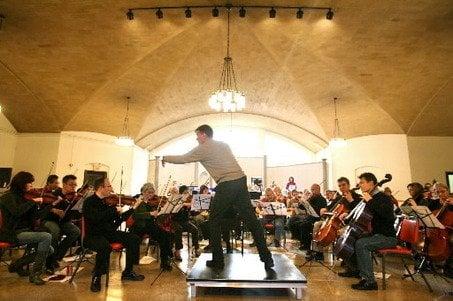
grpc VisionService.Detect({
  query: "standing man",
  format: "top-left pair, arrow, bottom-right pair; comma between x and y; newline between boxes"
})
162,124 -> 274,270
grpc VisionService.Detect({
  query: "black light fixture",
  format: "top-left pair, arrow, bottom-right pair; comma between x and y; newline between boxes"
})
156,8 -> 163,19
239,7 -> 246,18
185,7 -> 192,18
296,8 -> 304,19
269,7 -> 276,18
326,9 -> 334,20
212,7 -> 219,17
126,9 -> 134,20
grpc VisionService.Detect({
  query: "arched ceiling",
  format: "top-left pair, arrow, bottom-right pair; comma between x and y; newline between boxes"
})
0,1 -> 452,148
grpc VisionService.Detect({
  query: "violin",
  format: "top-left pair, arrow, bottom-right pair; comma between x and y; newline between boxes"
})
103,194 -> 137,207
23,188 -> 62,205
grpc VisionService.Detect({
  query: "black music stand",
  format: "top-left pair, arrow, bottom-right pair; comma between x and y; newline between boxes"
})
401,205 -> 451,292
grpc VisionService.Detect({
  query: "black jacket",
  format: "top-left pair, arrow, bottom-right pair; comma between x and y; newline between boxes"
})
367,191 -> 396,237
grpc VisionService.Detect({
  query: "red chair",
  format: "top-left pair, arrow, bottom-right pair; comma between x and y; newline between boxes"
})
0,209 -> 28,266
375,219 -> 420,289
69,217 -> 124,287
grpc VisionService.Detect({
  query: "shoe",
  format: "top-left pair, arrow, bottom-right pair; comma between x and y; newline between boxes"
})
264,258 -> 274,271
314,252 -> 324,261
194,248 -> 201,257
90,275 -> 101,292
121,271 -> 145,281
9,253 -> 34,277
338,270 -> 360,278
29,251 -> 47,285
273,240 -> 281,248
203,245 -> 212,252
160,260 -> 172,271
206,260 -> 224,269
351,279 -> 378,290
174,251 -> 183,262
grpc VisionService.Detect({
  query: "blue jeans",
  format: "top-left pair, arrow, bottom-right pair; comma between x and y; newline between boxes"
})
261,216 -> 285,242
16,231 -> 53,254
352,234 -> 397,282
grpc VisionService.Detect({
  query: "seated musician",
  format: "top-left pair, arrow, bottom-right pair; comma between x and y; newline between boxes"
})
42,174 -> 81,273
129,183 -> 173,271
435,183 -> 453,278
308,177 -> 362,261
338,172 -> 397,291
257,187 -> 286,247
287,190 -> 310,243
173,185 -> 201,260
83,176 -> 144,293
296,184 -> 327,250
402,182 -> 430,207
0,171 -> 53,285
44,174 -> 60,193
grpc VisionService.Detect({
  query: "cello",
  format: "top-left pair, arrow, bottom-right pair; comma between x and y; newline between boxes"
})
313,197 -> 347,247
334,174 -> 393,260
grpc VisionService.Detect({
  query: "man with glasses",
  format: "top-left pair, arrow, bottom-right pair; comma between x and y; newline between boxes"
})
42,174 -> 81,273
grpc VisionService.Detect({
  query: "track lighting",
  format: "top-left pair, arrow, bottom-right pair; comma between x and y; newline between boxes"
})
326,9 -> 334,20
126,9 -> 134,20
156,8 -> 163,19
185,7 -> 192,18
269,7 -> 276,18
212,7 -> 219,17
239,7 -> 246,18
296,8 -> 304,19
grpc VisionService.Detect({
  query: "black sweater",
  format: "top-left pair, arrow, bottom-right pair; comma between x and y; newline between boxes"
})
300,194 -> 327,216
367,191 -> 396,237
82,193 -> 133,236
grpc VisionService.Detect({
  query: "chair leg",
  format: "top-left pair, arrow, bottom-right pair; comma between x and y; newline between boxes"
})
402,258 -> 415,282
382,254 -> 386,290
106,258 -> 110,288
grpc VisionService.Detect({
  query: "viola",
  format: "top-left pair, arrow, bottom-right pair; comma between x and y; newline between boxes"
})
103,194 -> 137,207
23,188 -> 62,205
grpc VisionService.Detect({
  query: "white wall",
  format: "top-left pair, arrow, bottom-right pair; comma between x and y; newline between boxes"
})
14,133 -> 61,186
324,134 -> 413,200
55,131 -> 149,194
407,136 -> 453,184
0,111 -> 17,167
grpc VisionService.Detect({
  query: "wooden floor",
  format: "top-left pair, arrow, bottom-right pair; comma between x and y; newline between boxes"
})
0,238 -> 451,301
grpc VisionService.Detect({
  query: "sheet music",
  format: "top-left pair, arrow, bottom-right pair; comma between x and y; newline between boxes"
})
191,194 -> 211,211
260,201 -> 287,216
411,206 -> 445,229
299,199 -> 319,218
158,195 -> 185,215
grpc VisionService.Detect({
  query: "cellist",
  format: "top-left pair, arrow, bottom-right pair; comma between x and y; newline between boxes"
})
435,183 -> 453,278
307,177 -> 361,261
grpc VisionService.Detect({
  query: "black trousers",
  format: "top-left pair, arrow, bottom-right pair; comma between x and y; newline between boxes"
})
298,215 -> 320,249
85,231 -> 140,276
131,221 -> 172,261
209,176 -> 271,262
174,220 -> 200,250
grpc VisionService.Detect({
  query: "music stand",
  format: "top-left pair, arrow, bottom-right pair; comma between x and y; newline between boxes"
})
401,205 -> 450,292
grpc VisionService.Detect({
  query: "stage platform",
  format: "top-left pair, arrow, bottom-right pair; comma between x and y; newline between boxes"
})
186,253 -> 307,299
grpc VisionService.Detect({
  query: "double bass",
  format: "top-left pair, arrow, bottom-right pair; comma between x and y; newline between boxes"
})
334,174 -> 393,260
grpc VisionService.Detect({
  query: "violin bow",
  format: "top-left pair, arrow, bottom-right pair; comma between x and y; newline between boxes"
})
40,161 -> 55,197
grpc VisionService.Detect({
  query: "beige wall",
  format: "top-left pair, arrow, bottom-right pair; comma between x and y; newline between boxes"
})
14,133 -> 61,186
407,136 -> 453,184
0,111 -> 17,167
328,134 -> 413,200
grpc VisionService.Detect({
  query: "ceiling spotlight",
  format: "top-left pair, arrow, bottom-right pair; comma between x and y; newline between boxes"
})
239,7 -> 246,18
156,8 -> 163,19
326,9 -> 334,20
185,7 -> 192,18
269,7 -> 276,18
296,8 -> 304,19
126,9 -> 134,20
212,7 -> 219,17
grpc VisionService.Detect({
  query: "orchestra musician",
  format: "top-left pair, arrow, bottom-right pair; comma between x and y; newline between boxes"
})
42,174 -> 81,273
307,177 -> 361,261
82,176 -> 144,293
162,124 -> 274,270
403,182 -> 430,207
44,174 -> 60,193
0,171 -> 53,285
129,183 -> 173,271
173,185 -> 201,259
295,184 -> 327,251
285,176 -> 297,193
257,187 -> 285,247
435,183 -> 453,278
338,173 -> 397,291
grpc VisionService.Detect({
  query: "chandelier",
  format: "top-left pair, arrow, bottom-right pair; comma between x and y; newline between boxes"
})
115,97 -> 135,147
209,8 -> 245,112
329,97 -> 347,148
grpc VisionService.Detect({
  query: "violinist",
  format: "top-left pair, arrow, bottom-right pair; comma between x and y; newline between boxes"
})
258,187 -> 285,248
82,176 -> 144,293
308,177 -> 361,261
45,174 -> 60,193
42,174 -> 81,273
173,185 -> 201,259
129,183 -> 173,271
338,172 -> 397,291
0,171 -> 52,285
435,183 -> 453,278
403,182 -> 430,207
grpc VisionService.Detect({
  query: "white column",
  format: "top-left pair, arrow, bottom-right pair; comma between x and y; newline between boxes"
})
154,156 -> 160,191
263,155 -> 267,189
194,162 -> 199,186
322,158 -> 328,193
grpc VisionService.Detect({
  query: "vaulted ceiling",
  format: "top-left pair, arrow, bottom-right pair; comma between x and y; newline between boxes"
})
0,1 -> 452,151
